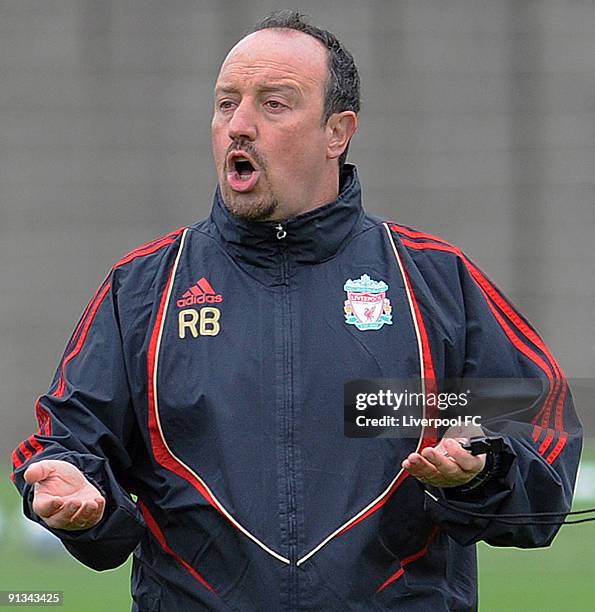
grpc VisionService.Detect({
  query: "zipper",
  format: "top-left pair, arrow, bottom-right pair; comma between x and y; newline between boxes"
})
276,223 -> 287,240
276,224 -> 298,609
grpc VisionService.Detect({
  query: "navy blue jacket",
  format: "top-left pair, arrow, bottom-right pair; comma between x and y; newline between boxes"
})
11,166 -> 581,611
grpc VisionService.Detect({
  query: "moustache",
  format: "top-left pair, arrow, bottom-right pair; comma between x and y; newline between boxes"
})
225,140 -> 267,170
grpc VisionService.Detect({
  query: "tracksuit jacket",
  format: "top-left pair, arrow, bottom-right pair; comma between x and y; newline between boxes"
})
11,166 -> 582,611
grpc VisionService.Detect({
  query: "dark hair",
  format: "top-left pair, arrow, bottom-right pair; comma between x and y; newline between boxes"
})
252,11 -> 360,170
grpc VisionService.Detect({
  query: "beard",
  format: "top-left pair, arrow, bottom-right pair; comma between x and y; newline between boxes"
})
221,180 -> 279,222
220,139 -> 279,222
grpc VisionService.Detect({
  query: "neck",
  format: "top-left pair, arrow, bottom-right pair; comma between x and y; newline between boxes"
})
266,165 -> 340,221
209,164 -> 363,269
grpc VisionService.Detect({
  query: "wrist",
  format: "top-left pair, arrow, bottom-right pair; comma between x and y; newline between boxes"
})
455,450 -> 503,493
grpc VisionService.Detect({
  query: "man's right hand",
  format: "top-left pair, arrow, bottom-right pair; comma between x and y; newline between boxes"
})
24,460 -> 106,531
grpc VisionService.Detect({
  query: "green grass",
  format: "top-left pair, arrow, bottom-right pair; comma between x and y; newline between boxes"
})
0,470 -> 131,611
478,519 -> 595,611
478,439 -> 595,611
2,442 -> 594,611
0,552 -> 131,610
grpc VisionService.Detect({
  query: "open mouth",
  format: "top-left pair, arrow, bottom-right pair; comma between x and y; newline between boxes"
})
226,152 -> 262,193
235,158 -> 254,177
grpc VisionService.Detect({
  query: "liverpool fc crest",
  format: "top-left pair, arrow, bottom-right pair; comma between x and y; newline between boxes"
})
343,274 -> 393,331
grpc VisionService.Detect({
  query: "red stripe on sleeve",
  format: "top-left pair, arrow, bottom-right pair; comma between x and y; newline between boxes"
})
64,278 -> 110,357
465,260 -> 566,440
11,447 -> 24,470
36,400 -> 52,437
55,282 -> 111,398
393,231 -> 568,459
392,223 -> 566,398
113,228 -> 185,267
466,253 -> 568,457
484,298 -> 558,424
391,224 -> 568,420
18,441 -> 33,461
27,434 -> 44,454
10,401 -> 55,479
546,431 -> 569,465
538,429 -> 556,457
114,231 -> 183,269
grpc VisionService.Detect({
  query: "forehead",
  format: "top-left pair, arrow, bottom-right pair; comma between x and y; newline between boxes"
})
216,29 -> 328,91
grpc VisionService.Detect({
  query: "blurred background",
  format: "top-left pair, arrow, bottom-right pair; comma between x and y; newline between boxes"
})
1,1 -> 594,609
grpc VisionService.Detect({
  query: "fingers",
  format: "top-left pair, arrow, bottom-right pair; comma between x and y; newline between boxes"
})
441,438 -> 484,472
96,496 -> 106,516
422,447 -> 460,475
32,493 -> 65,519
70,501 -> 97,527
71,497 -> 105,528
35,499 -> 81,529
40,496 -> 105,531
402,453 -> 435,477
56,500 -> 83,524
402,451 -> 453,484
402,438 -> 486,487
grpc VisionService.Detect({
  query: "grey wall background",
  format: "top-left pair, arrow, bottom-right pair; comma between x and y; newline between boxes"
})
2,0 -> 594,455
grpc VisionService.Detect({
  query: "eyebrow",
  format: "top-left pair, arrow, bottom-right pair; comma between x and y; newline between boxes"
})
215,83 -> 302,98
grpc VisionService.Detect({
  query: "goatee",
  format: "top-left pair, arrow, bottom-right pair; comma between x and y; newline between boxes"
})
221,185 -> 279,222
222,139 -> 279,221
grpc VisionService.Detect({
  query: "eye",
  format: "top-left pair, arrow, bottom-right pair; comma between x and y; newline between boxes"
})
264,100 -> 287,111
218,100 -> 236,112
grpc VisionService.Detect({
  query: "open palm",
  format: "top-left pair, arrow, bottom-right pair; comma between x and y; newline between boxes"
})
24,459 -> 106,531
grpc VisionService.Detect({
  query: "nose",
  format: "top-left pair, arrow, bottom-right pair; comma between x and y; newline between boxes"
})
227,100 -> 257,141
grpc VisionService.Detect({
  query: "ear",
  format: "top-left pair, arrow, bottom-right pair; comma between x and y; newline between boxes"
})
326,111 -> 358,161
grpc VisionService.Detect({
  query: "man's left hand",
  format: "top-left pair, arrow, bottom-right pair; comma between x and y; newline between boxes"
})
401,437 -> 486,488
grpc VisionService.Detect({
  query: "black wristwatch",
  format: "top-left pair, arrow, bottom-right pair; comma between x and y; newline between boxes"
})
457,436 -> 505,492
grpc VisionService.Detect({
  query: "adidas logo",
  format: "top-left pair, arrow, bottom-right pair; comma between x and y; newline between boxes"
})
176,277 -> 223,307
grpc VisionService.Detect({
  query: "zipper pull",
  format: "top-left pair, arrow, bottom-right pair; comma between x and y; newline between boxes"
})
275,223 -> 287,240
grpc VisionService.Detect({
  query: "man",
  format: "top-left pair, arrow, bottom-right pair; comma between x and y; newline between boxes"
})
11,11 -> 581,611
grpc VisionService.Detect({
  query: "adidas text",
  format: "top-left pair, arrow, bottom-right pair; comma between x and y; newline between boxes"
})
176,294 -> 223,307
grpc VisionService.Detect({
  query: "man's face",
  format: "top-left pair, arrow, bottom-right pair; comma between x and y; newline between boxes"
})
211,29 -> 332,221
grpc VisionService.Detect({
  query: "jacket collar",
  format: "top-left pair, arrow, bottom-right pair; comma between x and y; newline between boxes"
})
209,164 -> 365,267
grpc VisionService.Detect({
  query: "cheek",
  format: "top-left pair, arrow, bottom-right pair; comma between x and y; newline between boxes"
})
211,130 -> 228,167
279,134 -> 326,174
